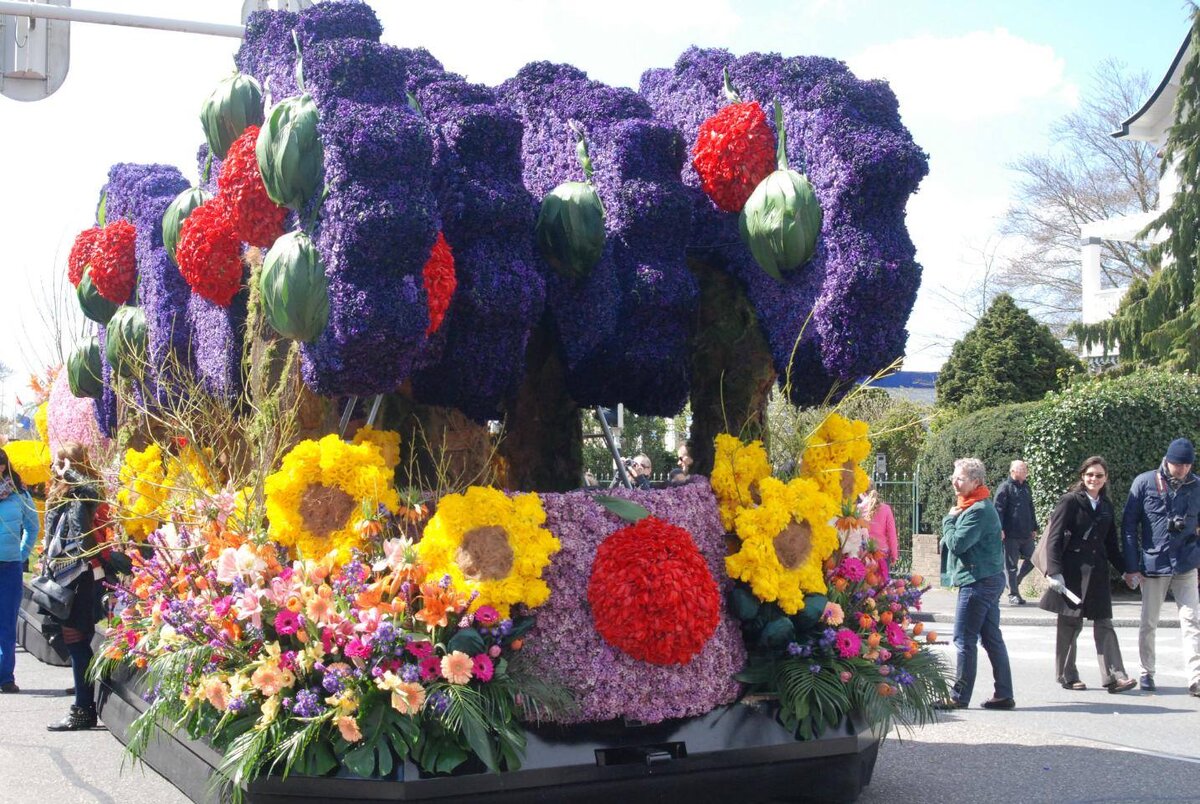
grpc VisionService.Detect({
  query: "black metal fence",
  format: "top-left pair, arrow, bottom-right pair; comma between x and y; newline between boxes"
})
872,470 -> 921,574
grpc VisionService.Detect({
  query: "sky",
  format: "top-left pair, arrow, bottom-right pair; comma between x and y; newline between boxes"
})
0,0 -> 1191,418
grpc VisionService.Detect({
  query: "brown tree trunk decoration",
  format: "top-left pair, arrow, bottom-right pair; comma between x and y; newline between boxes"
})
497,315 -> 582,492
687,257 -> 777,477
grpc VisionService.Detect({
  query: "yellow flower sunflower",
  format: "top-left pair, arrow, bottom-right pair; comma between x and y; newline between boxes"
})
801,413 -> 871,502
117,443 -> 170,540
417,486 -> 560,617
710,433 -> 773,531
725,475 -> 840,614
5,440 -> 50,487
264,434 -> 400,563
352,425 -> 401,469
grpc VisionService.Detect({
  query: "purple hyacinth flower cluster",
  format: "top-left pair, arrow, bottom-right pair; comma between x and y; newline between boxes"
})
94,325 -> 118,437
523,480 -> 744,724
97,162 -> 191,417
237,2 -> 439,396
498,62 -> 697,415
403,55 -> 545,422
640,48 -> 928,404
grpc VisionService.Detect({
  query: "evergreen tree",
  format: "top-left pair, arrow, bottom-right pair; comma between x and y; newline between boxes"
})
1074,11 -> 1200,368
936,294 -> 1083,410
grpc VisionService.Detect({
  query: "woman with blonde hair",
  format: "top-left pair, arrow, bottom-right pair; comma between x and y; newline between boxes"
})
42,441 -> 102,730
858,481 -> 899,565
0,447 -> 39,694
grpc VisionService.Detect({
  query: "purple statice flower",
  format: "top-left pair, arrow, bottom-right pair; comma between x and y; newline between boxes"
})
498,62 -> 696,415
640,48 -> 927,404
786,642 -> 802,657
427,690 -> 450,715
894,669 -> 915,687
519,480 -> 744,724
809,664 -> 823,675
400,664 -> 420,683
292,691 -> 326,720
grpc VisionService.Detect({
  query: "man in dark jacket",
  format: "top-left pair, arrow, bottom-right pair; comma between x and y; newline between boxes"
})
1122,438 -> 1200,695
994,460 -> 1039,605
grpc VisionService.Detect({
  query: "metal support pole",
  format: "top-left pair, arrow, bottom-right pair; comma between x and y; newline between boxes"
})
0,2 -> 245,38
365,394 -> 383,428
594,406 -> 632,489
337,395 -> 358,438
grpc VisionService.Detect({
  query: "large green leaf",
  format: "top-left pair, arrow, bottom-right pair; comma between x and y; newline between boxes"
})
593,495 -> 650,523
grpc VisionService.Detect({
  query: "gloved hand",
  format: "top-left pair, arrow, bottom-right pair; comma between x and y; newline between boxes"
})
1047,573 -> 1067,593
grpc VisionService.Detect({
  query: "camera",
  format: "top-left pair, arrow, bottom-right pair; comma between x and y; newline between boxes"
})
1168,515 -> 1187,534
623,458 -> 637,470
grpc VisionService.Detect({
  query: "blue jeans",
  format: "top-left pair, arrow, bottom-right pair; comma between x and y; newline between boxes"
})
0,561 -> 22,685
951,571 -> 1014,704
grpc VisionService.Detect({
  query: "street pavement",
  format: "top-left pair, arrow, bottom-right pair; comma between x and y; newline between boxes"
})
864,588 -> 1200,803
3,588 -> 1199,803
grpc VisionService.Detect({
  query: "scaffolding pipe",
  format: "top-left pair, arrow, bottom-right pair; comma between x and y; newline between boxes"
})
0,2 -> 245,38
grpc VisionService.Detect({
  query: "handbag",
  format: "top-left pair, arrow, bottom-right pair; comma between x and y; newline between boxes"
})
29,571 -> 75,621
1031,530 -> 1050,575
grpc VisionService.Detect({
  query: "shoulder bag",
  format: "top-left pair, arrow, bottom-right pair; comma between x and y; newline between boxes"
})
29,568 -> 75,621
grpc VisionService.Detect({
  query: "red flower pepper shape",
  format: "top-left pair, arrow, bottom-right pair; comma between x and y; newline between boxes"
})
89,220 -> 138,303
217,125 -> 286,248
67,226 -> 103,287
423,232 -> 457,336
692,100 -> 777,213
176,198 -> 244,307
587,516 -> 721,666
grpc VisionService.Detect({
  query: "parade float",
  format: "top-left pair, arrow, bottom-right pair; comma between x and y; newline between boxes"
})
24,1 -> 945,801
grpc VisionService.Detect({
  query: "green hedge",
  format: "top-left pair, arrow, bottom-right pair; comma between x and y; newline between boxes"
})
917,401 -> 1045,531
1025,370 -> 1200,518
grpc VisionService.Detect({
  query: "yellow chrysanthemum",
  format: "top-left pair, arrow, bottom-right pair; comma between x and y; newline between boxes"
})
352,425 -> 401,469
710,433 -> 773,531
117,444 -> 170,540
5,440 -> 50,486
417,486 -> 560,617
725,476 -> 840,614
167,445 -> 220,494
34,402 -> 49,444
801,413 -> 871,502
264,434 -> 400,563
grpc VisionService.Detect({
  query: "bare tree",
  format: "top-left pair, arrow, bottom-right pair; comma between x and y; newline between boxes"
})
20,258 -> 88,372
998,59 -> 1160,336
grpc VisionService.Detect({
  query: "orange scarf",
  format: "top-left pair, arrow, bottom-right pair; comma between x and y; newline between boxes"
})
955,484 -> 990,511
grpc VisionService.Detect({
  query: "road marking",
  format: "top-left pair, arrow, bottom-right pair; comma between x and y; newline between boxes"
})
1059,734 -> 1200,765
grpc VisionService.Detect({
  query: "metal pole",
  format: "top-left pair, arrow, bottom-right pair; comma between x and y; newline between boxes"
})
594,406 -> 632,489
0,2 -> 245,38
337,395 -> 358,438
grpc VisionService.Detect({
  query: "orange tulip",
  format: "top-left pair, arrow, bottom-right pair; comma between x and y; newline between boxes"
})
912,622 -> 924,636
833,577 -> 848,592
858,613 -> 874,630
910,574 -> 924,587
926,631 -> 938,643
880,611 -> 893,625
510,639 -> 524,651
877,682 -> 895,697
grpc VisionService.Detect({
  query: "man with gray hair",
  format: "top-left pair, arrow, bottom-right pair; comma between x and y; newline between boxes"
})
994,459 -> 1039,605
936,457 -> 1015,710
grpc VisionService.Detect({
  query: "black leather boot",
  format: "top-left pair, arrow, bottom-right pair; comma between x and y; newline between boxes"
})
46,705 -> 97,731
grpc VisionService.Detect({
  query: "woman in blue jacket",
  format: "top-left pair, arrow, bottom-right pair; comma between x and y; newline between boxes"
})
0,446 -> 41,694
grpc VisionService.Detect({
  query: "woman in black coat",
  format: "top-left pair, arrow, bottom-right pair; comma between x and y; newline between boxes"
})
1038,456 -> 1137,693
42,441 -> 102,730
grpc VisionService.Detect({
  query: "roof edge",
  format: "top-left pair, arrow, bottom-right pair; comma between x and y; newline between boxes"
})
1112,29 -> 1192,139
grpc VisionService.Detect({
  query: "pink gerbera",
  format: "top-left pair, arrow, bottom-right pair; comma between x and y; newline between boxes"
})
833,628 -> 862,659
418,654 -> 441,681
441,651 -> 474,685
274,609 -> 301,636
472,653 -> 494,682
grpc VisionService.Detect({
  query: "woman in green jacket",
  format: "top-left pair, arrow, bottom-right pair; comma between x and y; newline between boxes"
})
937,457 -> 1015,710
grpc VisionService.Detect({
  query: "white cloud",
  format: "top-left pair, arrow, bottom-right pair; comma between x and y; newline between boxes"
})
848,28 -> 1078,124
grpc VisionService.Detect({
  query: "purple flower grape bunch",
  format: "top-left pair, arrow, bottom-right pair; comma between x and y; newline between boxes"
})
498,62 -> 697,415
640,48 -> 927,405
238,3 -> 441,397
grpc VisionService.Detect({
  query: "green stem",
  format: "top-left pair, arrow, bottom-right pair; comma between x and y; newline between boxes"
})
569,121 -> 594,183
722,66 -> 742,104
201,153 -> 213,185
291,30 -> 306,92
774,101 -> 788,171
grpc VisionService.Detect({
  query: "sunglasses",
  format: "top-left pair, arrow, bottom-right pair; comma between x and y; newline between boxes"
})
1083,472 -> 1106,479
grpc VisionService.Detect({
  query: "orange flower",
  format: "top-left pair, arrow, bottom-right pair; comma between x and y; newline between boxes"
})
337,715 -> 363,742
510,638 -> 524,651
880,611 -> 893,625
910,574 -> 924,587
912,622 -> 924,636
836,515 -> 868,530
877,682 -> 895,697
866,632 -> 881,648
833,577 -> 848,592
858,613 -> 874,630
219,618 -> 242,641
390,682 -> 425,715
355,583 -> 384,611
441,651 -> 474,685
414,582 -> 467,630
306,586 -> 335,624
865,571 -> 880,586
926,631 -> 938,643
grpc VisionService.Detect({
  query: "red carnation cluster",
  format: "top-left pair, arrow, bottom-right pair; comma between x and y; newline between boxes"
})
217,125 -> 286,248
422,231 -> 457,336
88,220 -> 138,303
67,226 -> 103,287
587,516 -> 720,666
691,100 -> 777,213
175,198 -> 244,307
